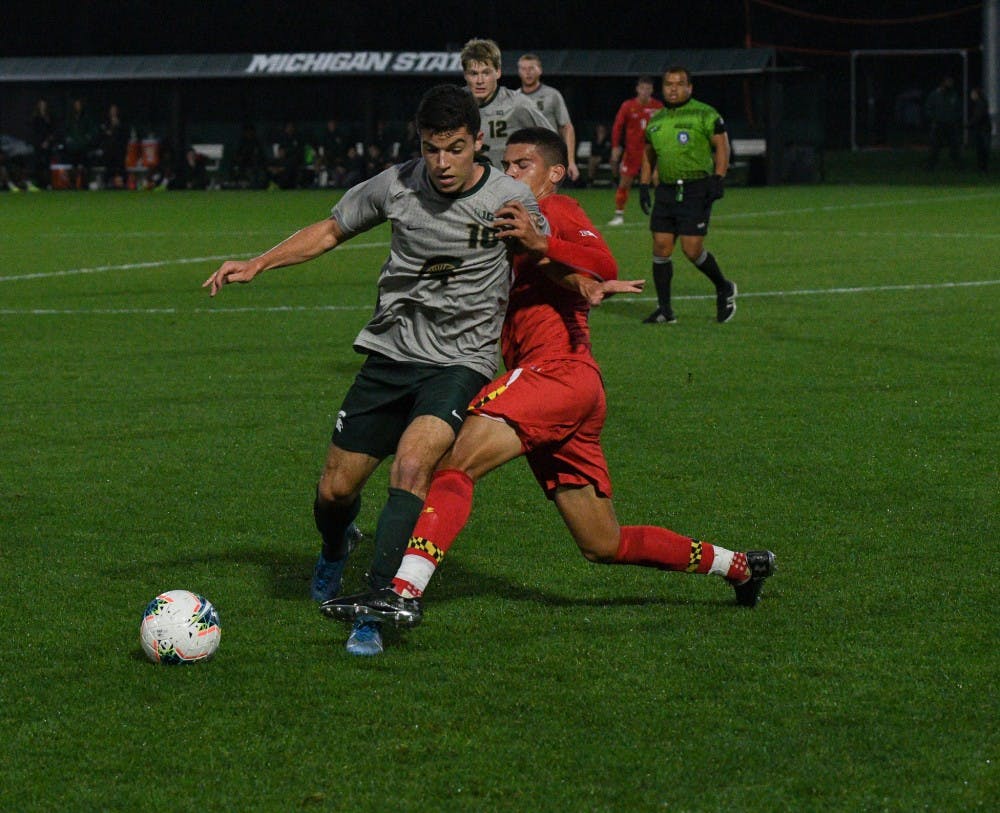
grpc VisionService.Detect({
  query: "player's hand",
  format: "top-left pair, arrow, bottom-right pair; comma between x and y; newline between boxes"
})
202,260 -> 260,297
708,174 -> 725,201
587,278 -> 646,307
566,162 -> 581,182
639,184 -> 652,215
493,200 -> 548,255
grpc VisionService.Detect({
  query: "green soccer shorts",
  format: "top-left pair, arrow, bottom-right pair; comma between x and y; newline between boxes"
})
331,353 -> 489,459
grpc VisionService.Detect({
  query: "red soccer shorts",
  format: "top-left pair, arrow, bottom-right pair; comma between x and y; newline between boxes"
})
468,358 -> 613,499
619,149 -> 645,178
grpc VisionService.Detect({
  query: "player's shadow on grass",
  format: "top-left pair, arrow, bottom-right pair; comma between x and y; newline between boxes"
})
292,542 -> 723,609
419,559 -> 727,609
118,542 -> 726,609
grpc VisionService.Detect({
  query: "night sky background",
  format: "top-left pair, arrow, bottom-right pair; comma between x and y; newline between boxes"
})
2,1 -> 989,150
6,1 -> 983,59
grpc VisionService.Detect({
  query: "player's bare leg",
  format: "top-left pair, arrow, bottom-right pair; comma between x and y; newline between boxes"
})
311,445 -> 378,602
609,173 -> 635,226
555,484 -> 775,607
342,413 -> 460,653
321,415 -> 523,626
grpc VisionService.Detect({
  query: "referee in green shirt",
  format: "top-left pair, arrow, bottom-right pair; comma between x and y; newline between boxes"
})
639,67 -> 736,324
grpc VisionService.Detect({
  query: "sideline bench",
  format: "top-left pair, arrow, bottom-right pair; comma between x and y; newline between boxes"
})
729,138 -> 767,185
191,143 -> 225,189
576,140 -> 614,187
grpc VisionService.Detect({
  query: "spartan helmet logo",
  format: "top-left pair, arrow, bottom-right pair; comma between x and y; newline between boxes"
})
419,256 -> 462,280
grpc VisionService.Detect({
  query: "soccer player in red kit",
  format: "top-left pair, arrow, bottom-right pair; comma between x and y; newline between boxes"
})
608,76 -> 663,226
322,127 -> 774,637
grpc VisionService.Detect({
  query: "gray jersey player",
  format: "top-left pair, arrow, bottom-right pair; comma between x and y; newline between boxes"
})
460,38 -> 554,168
516,53 -> 579,181
203,84 -> 544,656
333,150 -> 537,378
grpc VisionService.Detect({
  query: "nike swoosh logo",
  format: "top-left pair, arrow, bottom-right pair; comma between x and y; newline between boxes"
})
451,410 -> 463,421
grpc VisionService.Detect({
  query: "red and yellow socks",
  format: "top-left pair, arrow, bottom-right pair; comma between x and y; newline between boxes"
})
391,469 -> 474,598
614,525 -> 750,582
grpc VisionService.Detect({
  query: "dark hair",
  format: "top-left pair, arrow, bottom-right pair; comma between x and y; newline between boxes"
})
415,84 -> 481,136
506,126 -> 568,169
637,75 -> 655,87
664,66 -> 692,83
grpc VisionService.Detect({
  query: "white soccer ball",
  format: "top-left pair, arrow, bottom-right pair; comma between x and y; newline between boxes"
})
139,590 -> 221,664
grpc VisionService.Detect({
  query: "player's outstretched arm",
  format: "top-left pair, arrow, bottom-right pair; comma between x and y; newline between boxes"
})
202,217 -> 345,296
546,273 -> 644,306
589,278 -> 645,307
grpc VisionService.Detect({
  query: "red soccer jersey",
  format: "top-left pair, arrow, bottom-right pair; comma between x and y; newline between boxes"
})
501,194 -> 618,370
611,97 -> 664,156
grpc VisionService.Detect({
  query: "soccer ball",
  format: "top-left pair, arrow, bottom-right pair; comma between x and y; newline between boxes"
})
139,590 -> 221,664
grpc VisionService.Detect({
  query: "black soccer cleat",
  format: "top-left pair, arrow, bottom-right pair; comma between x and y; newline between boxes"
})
320,587 -> 424,629
730,549 -> 776,608
716,281 -> 737,323
643,307 -> 677,324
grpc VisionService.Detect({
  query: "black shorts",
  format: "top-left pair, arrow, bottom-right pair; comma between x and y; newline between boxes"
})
649,177 -> 715,236
332,354 -> 489,459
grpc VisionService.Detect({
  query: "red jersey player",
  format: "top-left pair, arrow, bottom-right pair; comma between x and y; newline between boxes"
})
608,76 -> 663,225
322,128 -> 775,642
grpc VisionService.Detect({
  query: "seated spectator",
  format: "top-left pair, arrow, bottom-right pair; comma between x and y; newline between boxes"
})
63,98 -> 97,189
30,98 -> 55,189
168,147 -> 209,190
145,143 -> 172,191
301,138 -> 318,188
267,144 -> 297,190
342,144 -> 365,187
98,103 -> 128,189
276,121 -> 305,187
231,123 -> 267,189
319,119 -> 348,187
364,142 -> 387,178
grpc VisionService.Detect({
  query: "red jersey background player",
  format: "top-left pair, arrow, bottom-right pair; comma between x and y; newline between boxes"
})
322,128 -> 775,645
608,76 -> 663,225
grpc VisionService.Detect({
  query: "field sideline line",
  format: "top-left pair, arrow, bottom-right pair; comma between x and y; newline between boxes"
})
2,279 -> 996,316
716,190 -> 999,220
724,227 -> 1000,240
7,190 -> 997,283
0,240 -> 391,283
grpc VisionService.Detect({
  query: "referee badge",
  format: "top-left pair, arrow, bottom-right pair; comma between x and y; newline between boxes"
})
677,132 -> 690,144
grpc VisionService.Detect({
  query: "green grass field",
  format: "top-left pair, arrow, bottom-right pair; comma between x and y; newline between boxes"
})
1,171 -> 997,811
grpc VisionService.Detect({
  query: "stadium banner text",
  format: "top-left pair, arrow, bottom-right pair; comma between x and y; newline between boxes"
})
245,52 -> 463,75
0,49 -> 774,82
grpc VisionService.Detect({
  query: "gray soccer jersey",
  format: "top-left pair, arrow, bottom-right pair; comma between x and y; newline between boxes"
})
516,83 -> 571,131
477,86 -> 555,168
331,158 -> 542,378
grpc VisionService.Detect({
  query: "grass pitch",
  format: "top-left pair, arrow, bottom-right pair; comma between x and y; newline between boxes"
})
1,170 -> 997,811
